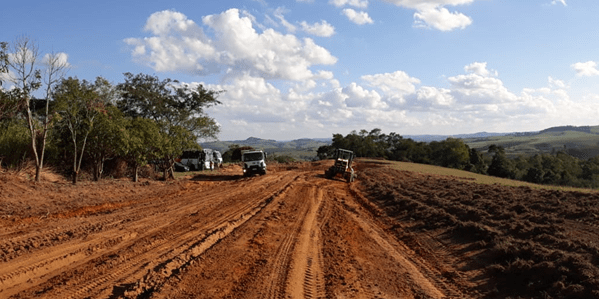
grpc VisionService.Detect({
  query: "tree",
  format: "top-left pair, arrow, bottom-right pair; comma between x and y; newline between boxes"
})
125,118 -> 162,182
487,145 -> 516,179
430,138 -> 470,169
4,37 -> 68,181
316,145 -> 335,160
85,78 -> 124,181
468,148 -> 487,174
86,105 -> 128,181
117,73 -> 222,179
5,37 -> 42,179
53,77 -> 105,184
37,52 -> 69,178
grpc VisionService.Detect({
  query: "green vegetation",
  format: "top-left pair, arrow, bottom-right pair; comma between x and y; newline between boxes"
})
0,38 -> 222,183
325,129 -> 599,189
463,125 -> 599,159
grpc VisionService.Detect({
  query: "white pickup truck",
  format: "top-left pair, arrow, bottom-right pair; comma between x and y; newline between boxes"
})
241,150 -> 267,177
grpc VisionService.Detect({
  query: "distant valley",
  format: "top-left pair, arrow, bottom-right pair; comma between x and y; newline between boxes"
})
201,125 -> 599,160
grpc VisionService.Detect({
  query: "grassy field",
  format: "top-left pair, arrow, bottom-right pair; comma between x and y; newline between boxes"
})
463,127 -> 599,159
359,158 -> 598,193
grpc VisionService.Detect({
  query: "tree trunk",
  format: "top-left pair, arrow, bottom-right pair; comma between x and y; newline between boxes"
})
93,158 -> 104,181
92,161 -> 99,181
38,96 -> 51,183
24,100 -> 41,182
72,170 -> 78,184
133,165 -> 139,182
168,166 -> 175,180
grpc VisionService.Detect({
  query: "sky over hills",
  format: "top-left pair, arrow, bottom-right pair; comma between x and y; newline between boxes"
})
3,0 -> 599,141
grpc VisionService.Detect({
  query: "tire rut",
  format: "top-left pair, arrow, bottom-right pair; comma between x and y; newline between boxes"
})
3,173 -> 298,298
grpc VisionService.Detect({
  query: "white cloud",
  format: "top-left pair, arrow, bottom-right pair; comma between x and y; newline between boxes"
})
572,61 -> 599,77
342,83 -> 387,108
464,62 -> 496,77
416,86 -> 454,107
125,9 -> 337,81
551,0 -> 567,6
548,76 -> 567,89
413,5 -> 472,31
448,72 -> 516,104
300,20 -> 336,37
274,7 -> 297,32
381,0 -> 476,31
330,0 -> 369,8
42,52 -> 71,68
192,61 -> 599,140
341,8 -> 374,25
362,70 -> 420,94
382,0 -> 475,7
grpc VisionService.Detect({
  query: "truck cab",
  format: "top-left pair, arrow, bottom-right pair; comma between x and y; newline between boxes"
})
241,150 -> 267,177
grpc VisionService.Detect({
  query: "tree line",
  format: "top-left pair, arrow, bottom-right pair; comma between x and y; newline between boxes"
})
0,37 -> 221,183
318,129 -> 599,188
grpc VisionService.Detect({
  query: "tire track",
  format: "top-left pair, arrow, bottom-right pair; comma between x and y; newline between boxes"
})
5,173 -> 298,298
263,191 -> 309,299
285,180 -> 326,299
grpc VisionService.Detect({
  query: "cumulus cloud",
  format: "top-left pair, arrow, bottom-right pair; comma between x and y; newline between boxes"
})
300,20 -> 336,37
42,52 -> 71,68
416,86 -> 454,107
125,9 -> 337,81
330,0 -> 369,8
341,8 -> 374,24
381,0 -> 476,31
342,83 -> 387,108
413,5 -> 472,31
191,59 -> 599,140
464,62 -> 497,77
362,71 -> 420,94
572,61 -> 599,77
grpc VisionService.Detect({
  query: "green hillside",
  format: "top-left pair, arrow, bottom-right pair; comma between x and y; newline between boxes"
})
463,125 -> 599,159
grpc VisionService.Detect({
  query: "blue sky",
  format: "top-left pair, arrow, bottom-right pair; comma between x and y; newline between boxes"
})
3,0 -> 599,141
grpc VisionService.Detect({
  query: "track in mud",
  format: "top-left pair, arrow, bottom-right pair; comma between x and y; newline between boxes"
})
0,161 -> 472,299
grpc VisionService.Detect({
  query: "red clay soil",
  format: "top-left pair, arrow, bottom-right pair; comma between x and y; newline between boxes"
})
1,160 -> 598,298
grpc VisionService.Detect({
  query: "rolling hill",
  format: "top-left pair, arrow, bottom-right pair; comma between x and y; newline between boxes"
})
202,125 -> 599,161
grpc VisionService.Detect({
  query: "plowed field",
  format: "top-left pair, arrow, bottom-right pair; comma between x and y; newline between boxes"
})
2,160 -> 599,298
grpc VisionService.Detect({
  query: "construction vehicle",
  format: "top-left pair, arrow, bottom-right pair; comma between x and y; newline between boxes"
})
180,149 -> 215,171
324,148 -> 355,183
241,150 -> 267,177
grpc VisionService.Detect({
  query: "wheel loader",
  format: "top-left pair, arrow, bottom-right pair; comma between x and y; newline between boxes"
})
324,148 -> 355,183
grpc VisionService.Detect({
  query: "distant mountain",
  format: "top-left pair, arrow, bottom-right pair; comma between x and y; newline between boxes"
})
201,125 -> 599,160
461,125 -> 599,159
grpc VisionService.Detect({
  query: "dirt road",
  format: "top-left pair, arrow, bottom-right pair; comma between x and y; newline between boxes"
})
0,161 -> 473,298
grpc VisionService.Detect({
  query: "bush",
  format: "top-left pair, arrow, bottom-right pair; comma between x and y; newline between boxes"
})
0,121 -> 30,168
